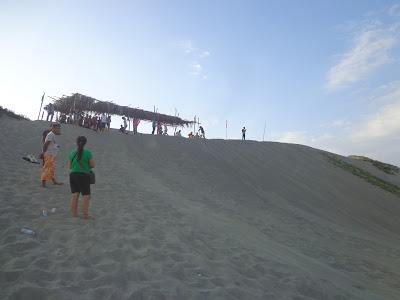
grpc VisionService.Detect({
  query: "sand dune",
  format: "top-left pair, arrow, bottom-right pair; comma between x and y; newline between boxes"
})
1,116 -> 400,299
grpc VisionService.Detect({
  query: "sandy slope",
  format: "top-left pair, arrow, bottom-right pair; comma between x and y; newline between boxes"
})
0,117 -> 399,300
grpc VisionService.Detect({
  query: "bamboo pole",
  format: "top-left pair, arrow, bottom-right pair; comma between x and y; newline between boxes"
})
263,120 -> 266,142
37,93 -> 45,120
225,120 -> 228,139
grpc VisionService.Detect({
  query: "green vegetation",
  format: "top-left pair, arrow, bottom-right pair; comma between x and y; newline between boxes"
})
326,154 -> 400,197
0,106 -> 29,121
349,155 -> 399,175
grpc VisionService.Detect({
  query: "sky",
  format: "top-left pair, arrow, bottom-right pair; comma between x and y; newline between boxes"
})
1,0 -> 400,165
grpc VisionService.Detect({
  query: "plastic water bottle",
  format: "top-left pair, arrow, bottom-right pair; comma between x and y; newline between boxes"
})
41,209 -> 48,218
51,208 -> 56,213
21,228 -> 35,236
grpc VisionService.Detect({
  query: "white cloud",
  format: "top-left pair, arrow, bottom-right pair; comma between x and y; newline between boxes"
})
277,131 -> 309,144
327,5 -> 400,91
190,62 -> 202,75
326,27 -> 397,90
331,119 -> 350,127
178,40 -> 210,79
276,82 -> 400,166
180,40 -> 196,54
388,4 -> 400,17
352,81 -> 400,141
199,51 -> 210,58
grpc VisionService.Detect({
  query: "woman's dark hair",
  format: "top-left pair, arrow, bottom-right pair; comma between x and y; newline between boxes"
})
76,136 -> 87,161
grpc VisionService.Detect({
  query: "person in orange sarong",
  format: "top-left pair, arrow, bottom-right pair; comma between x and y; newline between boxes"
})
41,123 -> 63,187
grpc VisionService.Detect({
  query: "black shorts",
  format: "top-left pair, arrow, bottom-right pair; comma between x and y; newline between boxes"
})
70,172 -> 91,195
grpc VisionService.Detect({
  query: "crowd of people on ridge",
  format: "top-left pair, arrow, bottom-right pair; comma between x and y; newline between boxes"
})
56,111 -> 112,132
43,104 -> 253,142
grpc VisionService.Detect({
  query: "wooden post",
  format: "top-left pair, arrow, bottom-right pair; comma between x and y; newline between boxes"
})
263,120 -> 266,142
174,108 -> 177,135
73,94 -> 76,113
37,93 -> 45,120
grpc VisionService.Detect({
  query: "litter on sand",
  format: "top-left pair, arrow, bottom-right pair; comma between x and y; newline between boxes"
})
22,154 -> 40,164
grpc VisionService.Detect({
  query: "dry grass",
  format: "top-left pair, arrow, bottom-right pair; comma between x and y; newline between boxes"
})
326,154 -> 400,197
0,106 -> 29,121
348,155 -> 399,175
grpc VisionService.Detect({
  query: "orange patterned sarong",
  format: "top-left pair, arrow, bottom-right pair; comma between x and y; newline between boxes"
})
41,154 -> 56,181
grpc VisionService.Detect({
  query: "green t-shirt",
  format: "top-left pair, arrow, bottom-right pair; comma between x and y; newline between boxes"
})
68,149 -> 93,173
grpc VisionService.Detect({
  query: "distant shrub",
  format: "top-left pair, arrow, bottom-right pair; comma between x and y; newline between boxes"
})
0,106 -> 29,121
348,155 -> 399,175
326,154 -> 400,197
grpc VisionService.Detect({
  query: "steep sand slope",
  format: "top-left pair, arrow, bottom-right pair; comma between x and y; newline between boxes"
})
1,117 -> 400,300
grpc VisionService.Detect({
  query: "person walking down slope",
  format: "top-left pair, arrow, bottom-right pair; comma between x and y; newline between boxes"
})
41,123 -> 63,187
68,136 -> 95,219
242,127 -> 246,140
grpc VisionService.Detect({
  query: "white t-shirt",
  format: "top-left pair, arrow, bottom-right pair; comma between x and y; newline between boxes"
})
44,131 -> 60,156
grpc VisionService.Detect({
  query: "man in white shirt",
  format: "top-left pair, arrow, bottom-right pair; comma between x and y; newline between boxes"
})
100,113 -> 107,132
41,123 -> 62,187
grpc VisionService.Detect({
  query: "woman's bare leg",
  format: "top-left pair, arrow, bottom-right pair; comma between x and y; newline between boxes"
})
82,195 -> 90,219
70,193 -> 79,217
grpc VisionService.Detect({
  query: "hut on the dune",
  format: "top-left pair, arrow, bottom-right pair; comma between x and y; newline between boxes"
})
51,93 -> 193,127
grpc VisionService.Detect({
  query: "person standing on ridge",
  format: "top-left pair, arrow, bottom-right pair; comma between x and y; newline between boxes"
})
107,115 -> 111,130
46,103 -> 55,122
199,126 -> 205,138
157,121 -> 162,135
68,136 -> 95,219
152,118 -> 156,135
133,118 -> 140,134
100,113 -> 107,132
41,123 -> 63,187
122,117 -> 128,132
242,127 -> 246,140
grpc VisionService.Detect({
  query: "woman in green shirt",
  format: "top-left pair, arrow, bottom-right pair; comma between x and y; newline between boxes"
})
68,136 -> 95,219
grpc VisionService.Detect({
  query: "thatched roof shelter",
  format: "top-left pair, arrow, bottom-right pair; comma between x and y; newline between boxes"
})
52,93 -> 193,126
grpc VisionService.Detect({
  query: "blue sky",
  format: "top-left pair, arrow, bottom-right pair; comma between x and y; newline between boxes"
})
1,0 -> 400,165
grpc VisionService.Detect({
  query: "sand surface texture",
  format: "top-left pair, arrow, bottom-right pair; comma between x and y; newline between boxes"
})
1,117 -> 400,300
